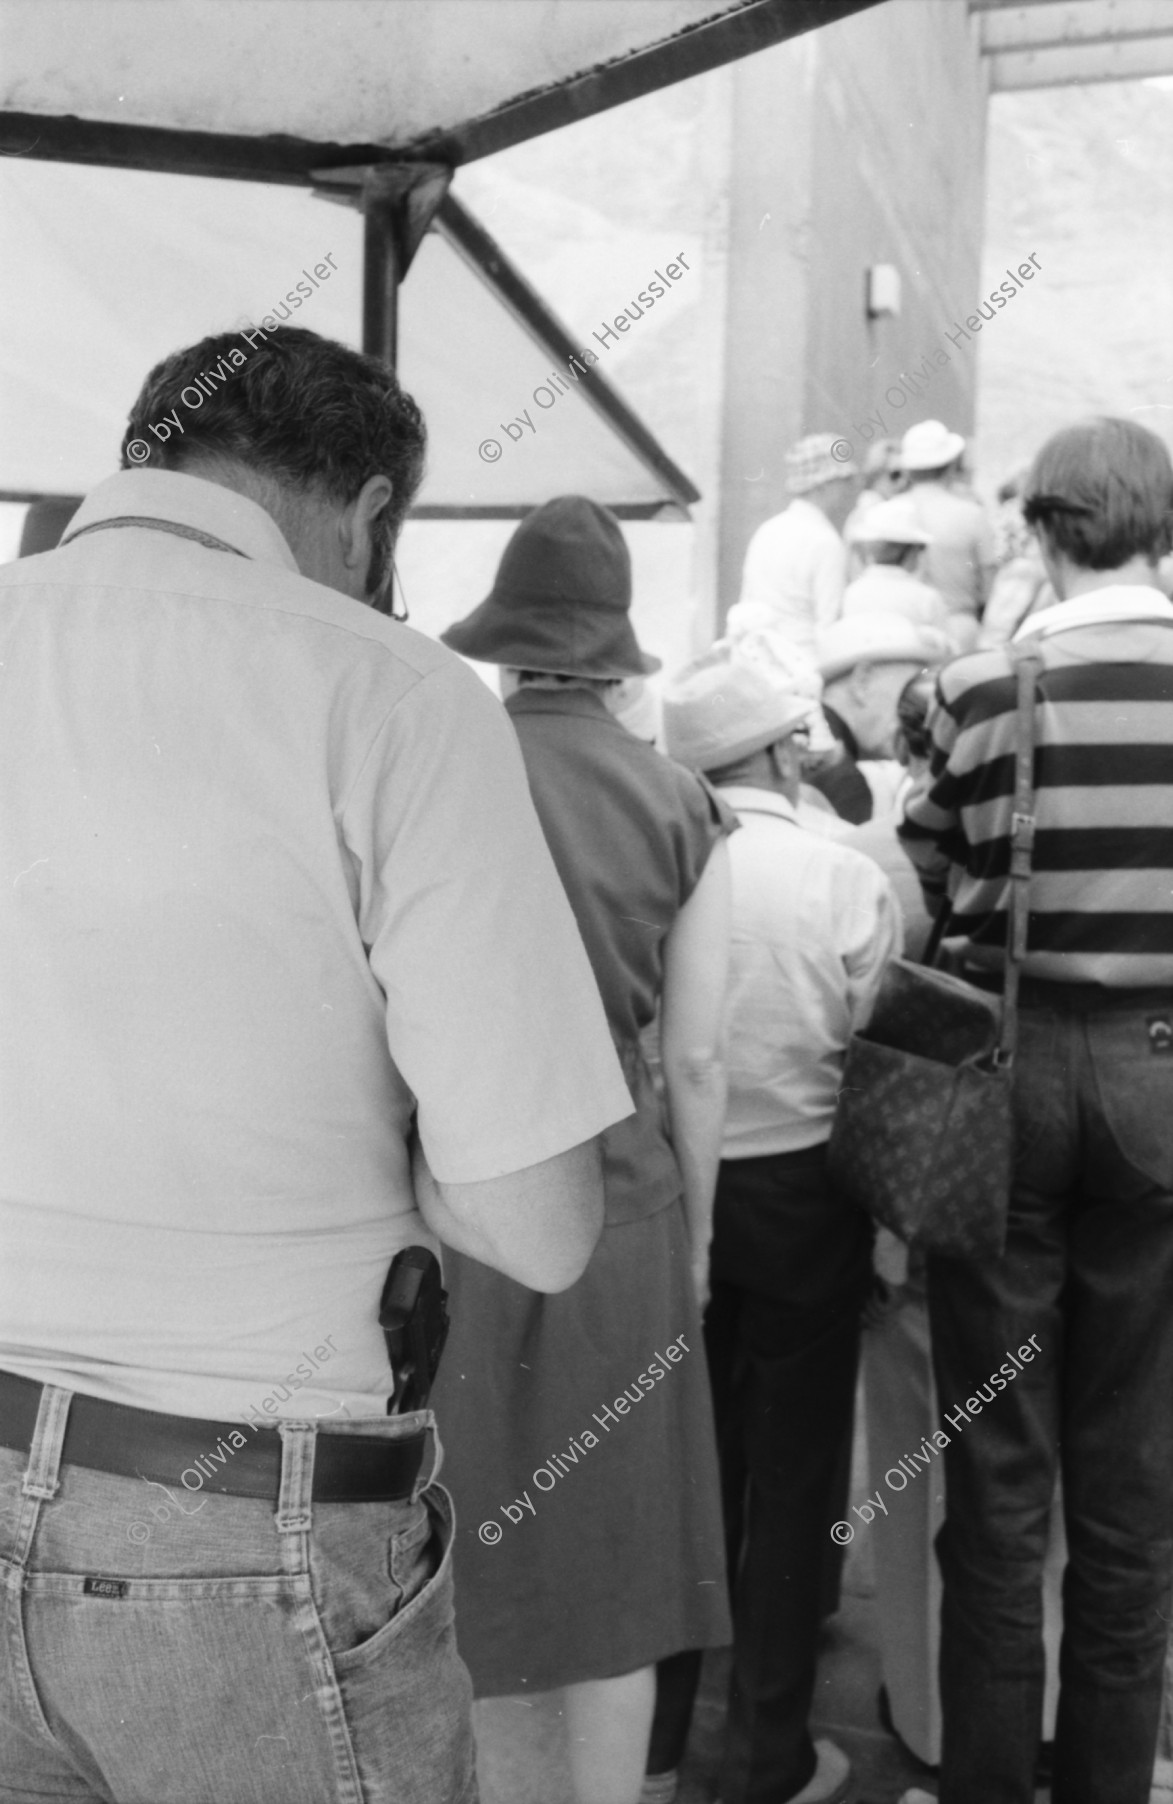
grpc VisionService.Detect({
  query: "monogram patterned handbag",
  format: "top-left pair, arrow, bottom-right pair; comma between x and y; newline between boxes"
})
827,639 -> 1042,1261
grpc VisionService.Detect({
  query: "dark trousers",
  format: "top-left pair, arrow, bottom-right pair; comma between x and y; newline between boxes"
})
650,1144 -> 872,1802
927,998 -> 1173,1804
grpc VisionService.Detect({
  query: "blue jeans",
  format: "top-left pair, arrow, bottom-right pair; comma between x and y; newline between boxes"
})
927,996 -> 1173,1804
0,1389 -> 478,1803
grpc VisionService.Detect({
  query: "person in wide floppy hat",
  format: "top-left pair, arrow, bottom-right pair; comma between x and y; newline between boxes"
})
434,496 -> 734,1804
442,492 -> 660,678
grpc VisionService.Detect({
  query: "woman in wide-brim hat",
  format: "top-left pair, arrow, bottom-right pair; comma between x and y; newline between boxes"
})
431,495 -> 734,1804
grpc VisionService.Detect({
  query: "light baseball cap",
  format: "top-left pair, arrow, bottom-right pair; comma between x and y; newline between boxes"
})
899,419 -> 965,472
846,496 -> 932,546
818,612 -> 950,682
663,652 -> 820,773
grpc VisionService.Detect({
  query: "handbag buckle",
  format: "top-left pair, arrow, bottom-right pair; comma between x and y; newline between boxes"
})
1010,812 -> 1036,880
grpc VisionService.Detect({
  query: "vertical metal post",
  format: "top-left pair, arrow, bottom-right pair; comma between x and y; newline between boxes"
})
362,184 -> 400,369
316,163 -> 450,372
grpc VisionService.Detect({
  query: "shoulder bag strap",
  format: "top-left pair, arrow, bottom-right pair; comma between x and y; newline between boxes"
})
998,636 -> 1044,1065
922,898 -> 952,969
63,517 -> 248,557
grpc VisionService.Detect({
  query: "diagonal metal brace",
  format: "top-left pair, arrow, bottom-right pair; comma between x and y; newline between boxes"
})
310,162 -> 452,366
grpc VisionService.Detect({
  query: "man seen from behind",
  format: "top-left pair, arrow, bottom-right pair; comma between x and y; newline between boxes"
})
898,415 -> 1173,1804
0,324 -> 631,1804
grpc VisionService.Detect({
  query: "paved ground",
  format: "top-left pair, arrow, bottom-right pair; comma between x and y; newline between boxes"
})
472,1577 -> 1055,1803
470,1383 -> 1173,1802
470,1408 -> 1057,1804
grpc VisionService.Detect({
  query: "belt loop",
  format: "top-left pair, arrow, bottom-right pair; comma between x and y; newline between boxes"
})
417,1413 -> 441,1498
21,1384 -> 71,1501
275,1423 -> 317,1538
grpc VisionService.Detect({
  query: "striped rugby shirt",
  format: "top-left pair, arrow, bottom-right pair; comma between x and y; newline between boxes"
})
898,587 -> 1173,986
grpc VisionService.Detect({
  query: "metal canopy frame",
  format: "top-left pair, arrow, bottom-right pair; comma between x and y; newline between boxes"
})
970,0 -> 1173,90
1,0 -> 880,517
0,2 -> 876,182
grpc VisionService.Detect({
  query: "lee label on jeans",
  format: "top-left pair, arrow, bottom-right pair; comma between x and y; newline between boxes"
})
84,1576 -> 129,1599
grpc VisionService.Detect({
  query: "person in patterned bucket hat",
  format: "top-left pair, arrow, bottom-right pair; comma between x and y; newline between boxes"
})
727,432 -> 861,661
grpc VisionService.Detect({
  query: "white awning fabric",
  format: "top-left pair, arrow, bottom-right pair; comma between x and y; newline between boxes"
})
1,0 -> 751,148
0,160 -> 691,511
0,0 -> 876,513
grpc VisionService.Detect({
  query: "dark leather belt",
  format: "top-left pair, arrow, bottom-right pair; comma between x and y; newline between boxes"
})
0,1369 -> 425,1502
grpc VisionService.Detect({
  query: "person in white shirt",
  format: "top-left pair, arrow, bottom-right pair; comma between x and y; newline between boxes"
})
842,496 -> 970,655
0,322 -> 631,1804
728,434 -> 861,659
658,652 -> 900,1804
899,419 -> 996,645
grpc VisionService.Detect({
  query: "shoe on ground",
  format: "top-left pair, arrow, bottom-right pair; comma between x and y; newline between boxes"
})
638,1771 -> 678,1804
784,1739 -> 852,1804
713,1740 -> 852,1804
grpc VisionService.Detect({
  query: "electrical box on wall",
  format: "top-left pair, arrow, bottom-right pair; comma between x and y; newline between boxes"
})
866,264 -> 902,318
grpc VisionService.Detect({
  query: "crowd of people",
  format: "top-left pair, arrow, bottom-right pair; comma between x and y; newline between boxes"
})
1,322 -> 1171,1804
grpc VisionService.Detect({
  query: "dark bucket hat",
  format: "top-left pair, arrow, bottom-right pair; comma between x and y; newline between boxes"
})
441,495 -> 660,677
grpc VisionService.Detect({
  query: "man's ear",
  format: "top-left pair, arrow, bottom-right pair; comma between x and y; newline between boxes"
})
1033,522 -> 1067,596
771,736 -> 804,787
849,661 -> 875,704
341,474 -> 395,573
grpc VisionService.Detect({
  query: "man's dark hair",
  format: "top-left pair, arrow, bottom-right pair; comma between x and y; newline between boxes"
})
895,667 -> 937,763
1023,416 -> 1173,569
121,325 -> 427,570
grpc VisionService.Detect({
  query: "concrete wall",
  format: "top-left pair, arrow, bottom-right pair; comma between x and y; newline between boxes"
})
716,0 -> 989,612
714,34 -> 816,619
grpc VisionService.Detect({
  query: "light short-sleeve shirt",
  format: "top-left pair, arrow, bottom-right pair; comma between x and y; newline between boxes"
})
841,563 -> 951,634
904,481 -> 996,618
0,470 -> 632,1420
716,786 -> 901,1157
731,498 -> 848,658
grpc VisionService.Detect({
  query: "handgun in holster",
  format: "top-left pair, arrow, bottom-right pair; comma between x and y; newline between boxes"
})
378,1245 -> 450,1414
